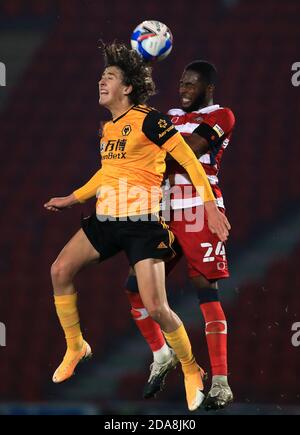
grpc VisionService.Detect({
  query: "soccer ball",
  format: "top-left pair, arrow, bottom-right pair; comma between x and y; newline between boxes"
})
131,20 -> 173,62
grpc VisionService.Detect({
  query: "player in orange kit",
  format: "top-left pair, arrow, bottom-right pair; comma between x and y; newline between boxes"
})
44,42 -> 230,411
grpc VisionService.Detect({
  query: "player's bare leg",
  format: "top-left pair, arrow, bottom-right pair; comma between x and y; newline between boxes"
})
134,259 -> 205,411
50,229 -> 100,383
192,275 -> 233,411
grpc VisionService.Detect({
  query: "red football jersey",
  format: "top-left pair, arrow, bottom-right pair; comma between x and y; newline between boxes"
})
166,104 -> 235,210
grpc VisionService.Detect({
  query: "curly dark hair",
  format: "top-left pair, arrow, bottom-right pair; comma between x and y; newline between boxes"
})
101,41 -> 156,105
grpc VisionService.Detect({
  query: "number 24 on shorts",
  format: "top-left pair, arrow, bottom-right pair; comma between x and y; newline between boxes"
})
201,241 -> 226,263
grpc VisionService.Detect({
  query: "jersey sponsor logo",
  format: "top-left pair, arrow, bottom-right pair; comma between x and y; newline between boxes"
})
212,123 -> 224,137
102,152 -> 126,160
101,139 -> 127,160
122,125 -> 132,136
158,119 -> 168,129
158,125 -> 175,139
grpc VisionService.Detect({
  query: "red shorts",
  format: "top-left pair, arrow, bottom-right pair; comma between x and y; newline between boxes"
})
167,206 -> 229,281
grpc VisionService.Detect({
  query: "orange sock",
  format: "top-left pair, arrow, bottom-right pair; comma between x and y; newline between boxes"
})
163,324 -> 198,376
54,293 -> 83,351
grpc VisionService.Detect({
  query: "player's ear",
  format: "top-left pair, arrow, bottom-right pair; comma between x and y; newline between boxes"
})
123,84 -> 133,96
207,84 -> 215,94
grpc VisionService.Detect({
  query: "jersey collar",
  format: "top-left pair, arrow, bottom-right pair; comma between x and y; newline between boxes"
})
195,104 -> 220,114
112,105 -> 135,124
168,104 -> 221,116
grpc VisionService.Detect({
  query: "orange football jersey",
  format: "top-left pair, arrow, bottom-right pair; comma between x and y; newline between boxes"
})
74,105 -> 215,217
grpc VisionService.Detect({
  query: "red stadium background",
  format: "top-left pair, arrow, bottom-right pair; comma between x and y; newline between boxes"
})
1,0 -> 300,415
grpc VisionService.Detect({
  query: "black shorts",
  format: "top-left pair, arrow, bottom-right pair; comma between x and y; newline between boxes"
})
81,212 -> 176,266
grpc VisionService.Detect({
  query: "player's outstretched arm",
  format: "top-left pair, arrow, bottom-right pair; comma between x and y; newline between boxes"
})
73,169 -> 103,203
44,169 -> 103,212
44,193 -> 79,212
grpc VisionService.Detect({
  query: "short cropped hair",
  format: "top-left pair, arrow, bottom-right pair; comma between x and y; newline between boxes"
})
185,60 -> 217,86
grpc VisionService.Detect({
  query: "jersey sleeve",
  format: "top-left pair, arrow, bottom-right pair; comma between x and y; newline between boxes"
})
73,169 -> 103,203
142,110 -> 177,146
162,133 -> 215,203
193,108 -> 235,148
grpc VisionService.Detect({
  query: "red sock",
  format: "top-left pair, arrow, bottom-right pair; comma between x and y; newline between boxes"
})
200,301 -> 228,376
126,291 -> 166,352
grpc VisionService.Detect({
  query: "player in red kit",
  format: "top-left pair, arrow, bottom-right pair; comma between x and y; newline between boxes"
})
125,61 -> 235,410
